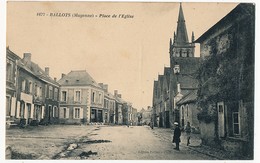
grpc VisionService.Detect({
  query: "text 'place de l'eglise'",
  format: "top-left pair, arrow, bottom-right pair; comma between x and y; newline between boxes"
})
6,3 -> 255,159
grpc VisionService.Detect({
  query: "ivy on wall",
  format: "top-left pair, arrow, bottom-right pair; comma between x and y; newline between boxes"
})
196,25 -> 254,123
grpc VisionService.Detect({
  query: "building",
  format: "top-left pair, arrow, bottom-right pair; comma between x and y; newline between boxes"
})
114,90 -> 124,125
176,90 -> 200,132
58,70 -> 104,124
194,3 -> 254,159
100,83 -> 116,124
132,108 -> 138,126
6,47 -> 20,126
152,3 -> 201,129
15,52 -> 59,126
122,102 -> 133,125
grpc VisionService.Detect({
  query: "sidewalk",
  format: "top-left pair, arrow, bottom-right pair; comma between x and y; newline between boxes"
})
148,126 -> 246,160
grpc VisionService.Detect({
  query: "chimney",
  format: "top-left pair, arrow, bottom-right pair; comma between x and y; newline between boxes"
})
61,73 -> 66,78
54,77 -> 57,81
99,83 -> 104,88
23,53 -> 31,62
45,67 -> 49,76
103,84 -> 108,92
114,90 -> 118,96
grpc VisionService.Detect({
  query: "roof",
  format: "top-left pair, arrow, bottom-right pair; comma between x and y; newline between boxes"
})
104,91 -> 116,100
58,70 -> 101,88
195,3 -> 253,43
20,59 -> 60,86
177,89 -> 198,105
6,47 -> 21,60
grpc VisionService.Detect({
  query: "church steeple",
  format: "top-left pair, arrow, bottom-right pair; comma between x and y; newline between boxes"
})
176,3 -> 189,44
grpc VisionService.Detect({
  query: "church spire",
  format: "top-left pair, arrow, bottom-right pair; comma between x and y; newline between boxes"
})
176,3 -> 189,44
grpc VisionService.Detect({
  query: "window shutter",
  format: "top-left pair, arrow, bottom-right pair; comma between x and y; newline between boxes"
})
41,106 -> 45,119
66,108 -> 70,119
53,107 -> 55,117
24,105 -> 28,119
59,107 -> 64,118
16,101 -> 20,118
11,97 -> 16,116
80,108 -> 83,119
73,108 -> 75,119
31,104 -> 34,118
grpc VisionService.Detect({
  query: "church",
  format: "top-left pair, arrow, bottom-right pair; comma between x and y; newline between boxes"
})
152,3 -> 201,130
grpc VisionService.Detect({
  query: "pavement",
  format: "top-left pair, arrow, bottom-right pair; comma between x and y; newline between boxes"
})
149,126 -> 249,160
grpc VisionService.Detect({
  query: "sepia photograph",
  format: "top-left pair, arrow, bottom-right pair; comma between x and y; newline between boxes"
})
3,0 -> 256,161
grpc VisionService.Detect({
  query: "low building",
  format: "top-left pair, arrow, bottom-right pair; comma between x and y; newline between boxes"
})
176,90 -> 200,133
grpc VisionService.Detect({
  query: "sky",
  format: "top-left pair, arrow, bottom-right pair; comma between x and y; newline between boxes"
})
6,2 -> 238,110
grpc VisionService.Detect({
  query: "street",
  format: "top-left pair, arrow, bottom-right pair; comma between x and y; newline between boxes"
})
6,125 -> 214,160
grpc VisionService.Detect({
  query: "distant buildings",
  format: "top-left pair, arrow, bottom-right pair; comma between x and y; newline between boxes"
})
6,49 -> 138,127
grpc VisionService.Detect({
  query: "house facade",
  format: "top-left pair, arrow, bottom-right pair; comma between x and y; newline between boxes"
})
58,70 -> 104,124
6,48 -> 20,125
100,83 -> 116,124
195,3 -> 254,159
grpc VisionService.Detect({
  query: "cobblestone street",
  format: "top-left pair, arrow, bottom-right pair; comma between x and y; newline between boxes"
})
6,125 -> 218,160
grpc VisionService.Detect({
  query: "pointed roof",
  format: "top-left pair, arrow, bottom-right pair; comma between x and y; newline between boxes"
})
58,70 -> 101,88
176,3 -> 189,44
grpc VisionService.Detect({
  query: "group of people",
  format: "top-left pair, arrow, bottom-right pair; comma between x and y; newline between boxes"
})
172,121 -> 191,150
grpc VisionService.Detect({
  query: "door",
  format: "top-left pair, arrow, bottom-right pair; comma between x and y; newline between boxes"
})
217,102 -> 225,137
48,106 -> 52,123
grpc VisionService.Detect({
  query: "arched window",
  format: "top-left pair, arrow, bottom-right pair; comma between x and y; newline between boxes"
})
186,104 -> 189,117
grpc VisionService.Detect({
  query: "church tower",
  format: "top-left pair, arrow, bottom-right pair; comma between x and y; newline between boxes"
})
169,3 -> 195,67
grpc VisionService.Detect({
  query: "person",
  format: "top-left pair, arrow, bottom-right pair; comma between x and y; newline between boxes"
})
173,122 -> 181,150
185,121 -> 191,146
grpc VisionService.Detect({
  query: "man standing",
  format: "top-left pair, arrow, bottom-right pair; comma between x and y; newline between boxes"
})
173,122 -> 181,150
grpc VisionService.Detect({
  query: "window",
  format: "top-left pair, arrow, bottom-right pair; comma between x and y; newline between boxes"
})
233,107 -> 240,135
99,93 -> 102,103
186,105 -> 189,117
64,108 -> 67,118
54,88 -> 58,100
6,61 -> 14,82
28,82 -> 32,93
49,86 -> 53,99
45,85 -> 48,98
61,91 -> 67,102
39,87 -> 42,97
73,107 -> 83,119
75,90 -> 81,102
60,107 -> 69,119
53,106 -> 58,118
22,80 -> 26,91
229,102 -> 240,136
92,92 -> 95,102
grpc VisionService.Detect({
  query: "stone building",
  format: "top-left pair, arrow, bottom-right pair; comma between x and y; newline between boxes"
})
176,90 -> 200,132
152,3 -> 201,129
114,90 -> 124,125
99,83 -> 116,124
58,70 -> 104,124
6,47 -> 20,126
194,3 -> 254,159
15,52 -> 59,126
